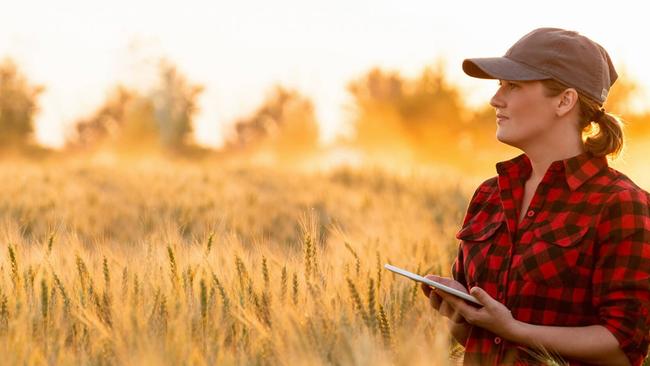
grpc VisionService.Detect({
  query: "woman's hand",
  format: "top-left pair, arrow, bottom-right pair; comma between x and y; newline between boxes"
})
420,275 -> 471,344
433,284 -> 519,340
419,275 -> 470,325
421,278 -> 631,364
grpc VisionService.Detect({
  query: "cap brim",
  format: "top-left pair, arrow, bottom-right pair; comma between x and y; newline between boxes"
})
462,57 -> 551,81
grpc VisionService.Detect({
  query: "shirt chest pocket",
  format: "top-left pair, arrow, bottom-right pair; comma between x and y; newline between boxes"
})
456,212 -> 505,285
515,214 -> 594,288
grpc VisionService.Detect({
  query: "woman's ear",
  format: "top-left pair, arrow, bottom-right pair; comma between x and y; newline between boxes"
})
556,88 -> 579,117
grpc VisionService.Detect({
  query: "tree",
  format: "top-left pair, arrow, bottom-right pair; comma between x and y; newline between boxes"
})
71,86 -> 137,148
151,61 -> 204,149
0,58 -> 44,148
226,86 -> 320,159
346,63 -> 468,162
68,59 -> 203,152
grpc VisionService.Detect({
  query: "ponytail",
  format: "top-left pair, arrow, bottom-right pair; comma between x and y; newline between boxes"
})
541,79 -> 625,159
582,107 -> 624,158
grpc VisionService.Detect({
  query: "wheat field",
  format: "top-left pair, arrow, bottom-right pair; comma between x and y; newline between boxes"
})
0,155 -> 485,365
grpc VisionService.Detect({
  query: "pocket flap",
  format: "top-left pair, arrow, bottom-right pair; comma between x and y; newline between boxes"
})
455,211 -> 505,241
533,216 -> 593,247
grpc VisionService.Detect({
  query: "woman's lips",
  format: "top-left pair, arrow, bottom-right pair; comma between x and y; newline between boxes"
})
496,114 -> 509,123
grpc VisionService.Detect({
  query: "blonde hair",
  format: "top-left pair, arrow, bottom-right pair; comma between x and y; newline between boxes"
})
541,79 -> 624,159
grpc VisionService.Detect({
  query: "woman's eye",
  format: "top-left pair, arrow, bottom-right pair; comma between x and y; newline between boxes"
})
497,81 -> 518,89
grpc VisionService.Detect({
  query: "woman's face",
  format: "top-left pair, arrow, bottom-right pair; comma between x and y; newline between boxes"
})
490,80 -> 557,149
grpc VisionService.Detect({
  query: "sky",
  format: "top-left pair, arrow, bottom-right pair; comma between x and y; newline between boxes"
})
1,0 -> 649,148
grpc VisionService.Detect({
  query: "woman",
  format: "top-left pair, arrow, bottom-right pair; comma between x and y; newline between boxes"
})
420,28 -> 650,366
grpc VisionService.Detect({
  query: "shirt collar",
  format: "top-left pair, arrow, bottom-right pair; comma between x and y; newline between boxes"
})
496,151 -> 608,191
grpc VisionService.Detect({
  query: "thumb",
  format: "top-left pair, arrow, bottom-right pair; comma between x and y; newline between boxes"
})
469,287 -> 493,306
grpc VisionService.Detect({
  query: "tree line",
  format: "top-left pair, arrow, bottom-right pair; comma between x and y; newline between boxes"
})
1,57 -> 648,166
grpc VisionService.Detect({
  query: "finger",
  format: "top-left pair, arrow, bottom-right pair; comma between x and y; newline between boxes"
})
420,282 -> 432,298
421,274 -> 441,298
469,287 -> 494,308
437,289 -> 479,323
440,301 -> 464,323
435,287 -> 461,305
434,289 -> 460,319
424,274 -> 441,282
437,277 -> 466,291
428,291 -> 442,310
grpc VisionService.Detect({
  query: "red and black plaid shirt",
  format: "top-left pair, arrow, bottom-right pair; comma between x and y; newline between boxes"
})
452,151 -> 650,365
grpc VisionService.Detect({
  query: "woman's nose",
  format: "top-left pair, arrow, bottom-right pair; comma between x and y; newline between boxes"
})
490,89 -> 505,109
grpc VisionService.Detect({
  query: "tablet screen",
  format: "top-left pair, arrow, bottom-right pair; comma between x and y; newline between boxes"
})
384,264 -> 482,306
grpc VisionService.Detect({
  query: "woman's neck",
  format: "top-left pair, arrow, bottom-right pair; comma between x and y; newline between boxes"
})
524,144 -> 585,182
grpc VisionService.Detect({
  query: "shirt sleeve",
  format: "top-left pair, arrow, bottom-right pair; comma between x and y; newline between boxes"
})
451,242 -> 467,289
592,189 -> 650,366
451,181 -> 492,290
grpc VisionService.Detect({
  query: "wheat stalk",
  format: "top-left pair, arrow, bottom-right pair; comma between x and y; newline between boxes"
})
75,255 -> 89,306
0,291 -> 8,334
121,266 -> 129,303
280,265 -> 287,303
292,272 -> 299,306
346,277 -> 369,328
367,277 -> 377,332
376,251 -> 382,292
262,256 -> 270,289
167,245 -> 179,288
8,245 -> 20,294
52,272 -> 71,317
303,233 -> 314,281
378,304 -> 392,348
344,241 -> 360,277
205,232 -> 215,256
200,277 -> 208,351
211,274 -> 230,318
40,278 -> 49,352
46,234 -> 54,256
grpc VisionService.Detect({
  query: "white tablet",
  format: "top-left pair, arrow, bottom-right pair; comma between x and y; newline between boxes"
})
384,264 -> 482,306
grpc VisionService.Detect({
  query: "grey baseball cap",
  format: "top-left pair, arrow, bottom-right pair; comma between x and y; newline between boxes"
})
462,27 -> 618,105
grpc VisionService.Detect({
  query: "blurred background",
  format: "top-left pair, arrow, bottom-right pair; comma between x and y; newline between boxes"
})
1,0 -> 649,183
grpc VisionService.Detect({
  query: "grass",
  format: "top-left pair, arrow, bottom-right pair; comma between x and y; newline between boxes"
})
0,155 -> 644,365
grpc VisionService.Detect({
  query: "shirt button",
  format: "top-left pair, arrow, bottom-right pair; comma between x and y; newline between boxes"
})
494,336 -> 502,345
526,210 -> 535,217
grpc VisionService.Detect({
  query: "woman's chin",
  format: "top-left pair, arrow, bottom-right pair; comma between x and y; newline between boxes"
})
495,133 -> 520,148
495,132 -> 509,144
